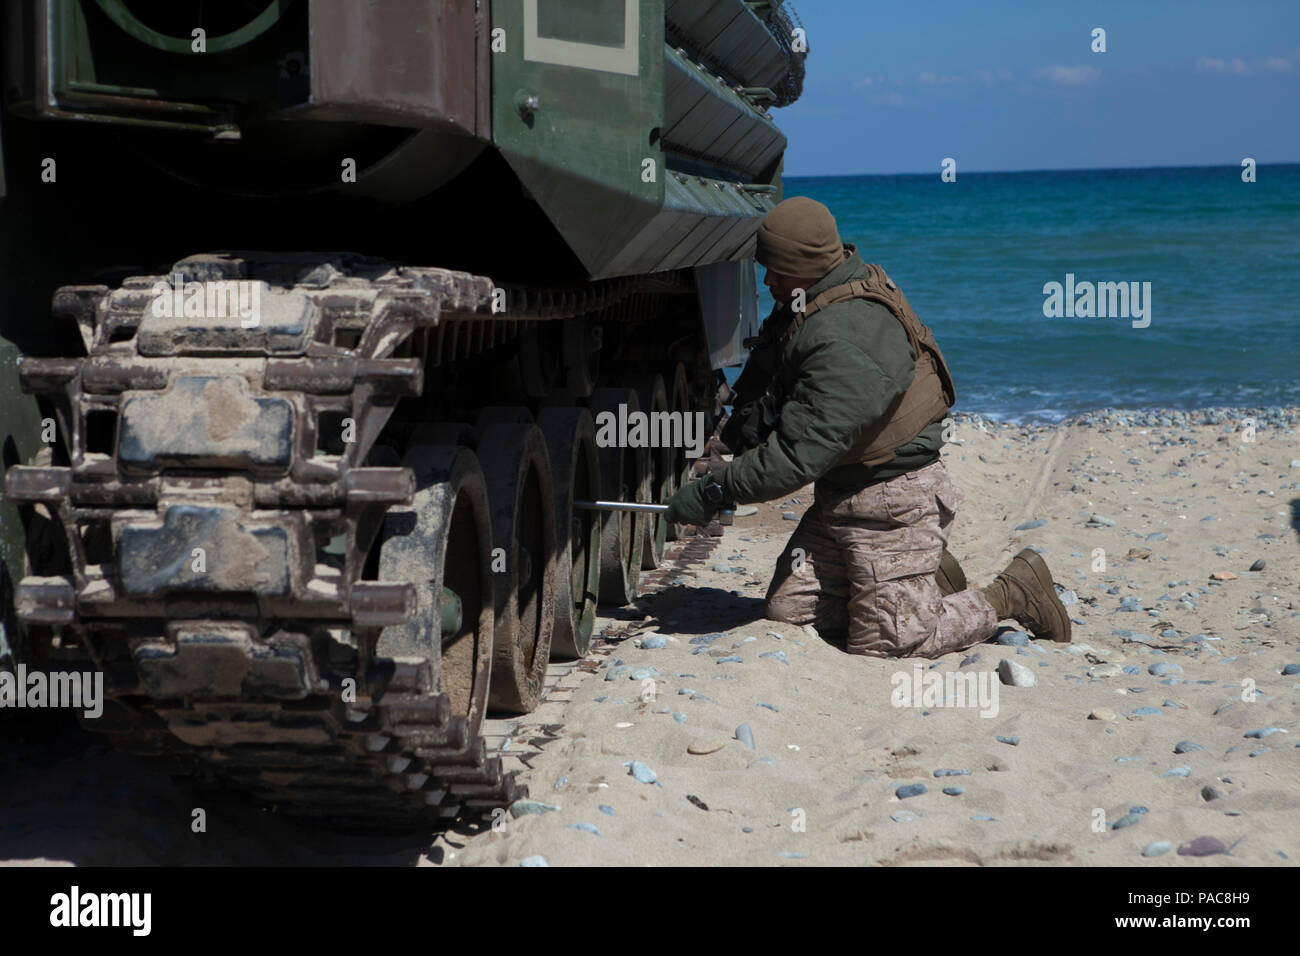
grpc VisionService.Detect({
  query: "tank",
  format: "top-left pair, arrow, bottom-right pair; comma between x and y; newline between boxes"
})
0,0 -> 805,827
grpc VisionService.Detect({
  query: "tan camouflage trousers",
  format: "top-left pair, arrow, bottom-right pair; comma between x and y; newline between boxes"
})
765,459 -> 997,659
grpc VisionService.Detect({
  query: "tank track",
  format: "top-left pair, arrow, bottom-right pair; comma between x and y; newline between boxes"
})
6,252 -> 687,829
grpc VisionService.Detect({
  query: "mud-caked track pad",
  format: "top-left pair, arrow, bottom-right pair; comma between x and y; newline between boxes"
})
119,376 -> 294,471
116,505 -> 299,595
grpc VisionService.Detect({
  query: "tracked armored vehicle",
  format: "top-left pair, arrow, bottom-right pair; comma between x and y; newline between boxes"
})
0,0 -> 805,826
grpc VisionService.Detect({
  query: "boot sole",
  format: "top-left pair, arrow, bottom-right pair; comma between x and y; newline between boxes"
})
935,549 -> 967,596
1014,548 -> 1072,643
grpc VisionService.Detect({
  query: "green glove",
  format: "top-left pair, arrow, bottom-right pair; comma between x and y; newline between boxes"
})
666,475 -> 725,527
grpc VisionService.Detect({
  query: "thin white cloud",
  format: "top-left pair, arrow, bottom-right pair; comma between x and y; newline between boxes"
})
918,71 -> 966,86
1037,65 -> 1101,85
1196,55 -> 1291,75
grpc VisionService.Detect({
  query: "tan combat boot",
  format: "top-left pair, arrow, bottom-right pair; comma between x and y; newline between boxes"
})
935,549 -> 967,596
981,548 -> 1072,643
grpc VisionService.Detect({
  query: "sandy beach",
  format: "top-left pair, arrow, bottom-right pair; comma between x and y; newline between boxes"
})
1,407 -> 1296,866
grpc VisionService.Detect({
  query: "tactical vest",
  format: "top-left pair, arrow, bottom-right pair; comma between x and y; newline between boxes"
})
788,263 -> 956,469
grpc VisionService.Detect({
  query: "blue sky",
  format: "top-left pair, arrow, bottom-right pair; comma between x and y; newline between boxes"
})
775,0 -> 1300,175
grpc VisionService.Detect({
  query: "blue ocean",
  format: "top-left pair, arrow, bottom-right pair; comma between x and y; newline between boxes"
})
741,164 -> 1300,423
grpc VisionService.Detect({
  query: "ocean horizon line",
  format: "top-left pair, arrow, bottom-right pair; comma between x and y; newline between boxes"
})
783,160 -> 1300,181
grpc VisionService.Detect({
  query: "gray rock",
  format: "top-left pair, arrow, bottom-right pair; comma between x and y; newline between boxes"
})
1177,836 -> 1227,857
628,666 -> 659,681
1088,514 -> 1117,527
519,855 -> 550,867
970,815 -> 999,822
1148,661 -> 1183,677
510,800 -> 561,818
1015,519 -> 1047,530
566,822 -> 601,835
997,658 -> 1037,687
1132,706 -> 1162,716
627,761 -> 657,784
933,769 -> 973,777
1111,806 -> 1149,830
1281,664 -> 1300,676
641,635 -> 667,649
942,786 -> 965,796
759,650 -> 789,665
672,712 -> 686,723
1174,741 -> 1206,754
757,702 -> 780,712
890,810 -> 919,823
1142,841 -> 1173,858
782,512 -> 799,520
716,655 -> 743,664
996,735 -> 1020,746
1158,766 -> 1191,778
598,804 -> 615,816
896,783 -> 927,799
734,723 -> 756,750
1248,559 -> 1265,572
996,630 -> 1031,647
604,666 -> 630,681
1244,727 -> 1287,739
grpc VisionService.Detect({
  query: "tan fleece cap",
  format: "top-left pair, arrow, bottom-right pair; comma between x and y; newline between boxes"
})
755,196 -> 845,278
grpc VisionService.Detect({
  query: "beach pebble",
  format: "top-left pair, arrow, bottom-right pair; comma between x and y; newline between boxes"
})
716,655 -> 743,664
672,713 -> 687,724
566,823 -> 601,836
1244,727 -> 1287,739
970,815 -> 999,822
1058,589 -> 1079,605
1158,766 -> 1192,778
687,738 -> 726,755
1142,842 -> 1173,858
759,650 -> 790,665
1148,662 -> 1183,677
604,666 -> 630,681
757,702 -> 780,712
628,666 -> 658,680
520,855 -> 550,867
1282,664 -> 1300,676
890,810 -> 919,823
1132,706 -> 1162,716
598,805 -> 615,816
1089,708 -> 1119,721
1248,559 -> 1265,572
996,735 -> 1020,746
640,635 -> 668,649
997,658 -> 1037,687
942,787 -> 965,796
627,761 -> 658,784
735,723 -> 756,750
782,512 -> 798,521
554,776 -> 568,790
1174,741 -> 1206,754
1127,548 -> 1152,560
933,768 -> 973,777
896,783 -> 928,799
996,630 -> 1031,647
510,800 -> 560,818
1088,514 -> 1117,527
1111,806 -> 1148,830
1145,532 -> 1167,542
1088,664 -> 1122,679
1178,836 -> 1227,857
1209,571 -> 1237,581
1201,786 -> 1225,802
1015,518 -> 1047,530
